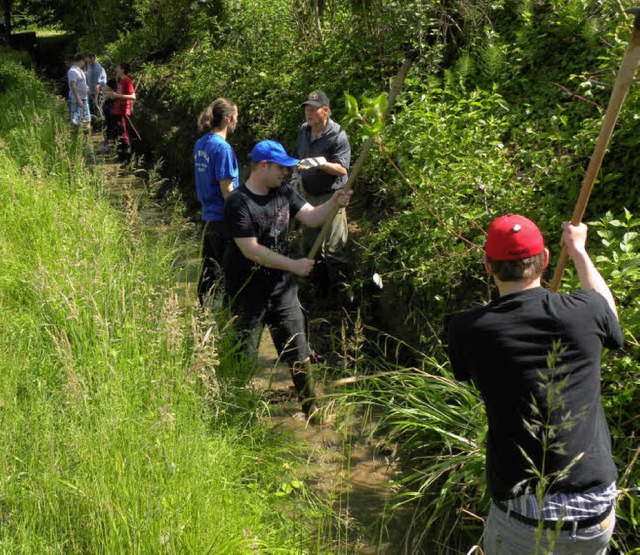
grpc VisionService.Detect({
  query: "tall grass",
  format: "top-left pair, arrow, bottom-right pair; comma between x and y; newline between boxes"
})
337,345 -> 486,553
0,51 -> 329,553
337,308 -> 639,553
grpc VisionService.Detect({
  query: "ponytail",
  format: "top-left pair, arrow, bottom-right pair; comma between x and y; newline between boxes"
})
197,98 -> 236,132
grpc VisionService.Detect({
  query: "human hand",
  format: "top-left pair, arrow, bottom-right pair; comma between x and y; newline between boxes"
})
298,156 -> 327,170
561,221 -> 588,258
332,189 -> 353,208
291,257 -> 315,277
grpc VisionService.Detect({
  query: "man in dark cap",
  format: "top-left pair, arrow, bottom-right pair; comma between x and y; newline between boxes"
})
294,90 -> 351,299
447,215 -> 621,554
223,140 -> 352,420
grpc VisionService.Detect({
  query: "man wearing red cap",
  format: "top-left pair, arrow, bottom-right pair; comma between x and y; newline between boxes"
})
447,215 -> 622,554
224,140 -> 352,421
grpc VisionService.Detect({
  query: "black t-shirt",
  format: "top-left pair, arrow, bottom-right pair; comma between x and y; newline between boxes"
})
447,287 -> 623,501
223,182 -> 306,296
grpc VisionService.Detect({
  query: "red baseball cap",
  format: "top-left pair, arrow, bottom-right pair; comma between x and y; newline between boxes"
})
485,214 -> 545,261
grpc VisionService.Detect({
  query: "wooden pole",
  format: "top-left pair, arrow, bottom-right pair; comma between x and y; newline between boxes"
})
307,51 -> 417,259
550,8 -> 640,291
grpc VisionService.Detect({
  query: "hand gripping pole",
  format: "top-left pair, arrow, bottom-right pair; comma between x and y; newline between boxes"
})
550,8 -> 640,291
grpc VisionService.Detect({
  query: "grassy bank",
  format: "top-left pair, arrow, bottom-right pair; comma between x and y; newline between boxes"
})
0,51 -> 327,553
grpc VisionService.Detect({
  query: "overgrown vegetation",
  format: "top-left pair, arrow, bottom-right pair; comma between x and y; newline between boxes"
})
4,0 -> 640,552
0,52 -> 335,552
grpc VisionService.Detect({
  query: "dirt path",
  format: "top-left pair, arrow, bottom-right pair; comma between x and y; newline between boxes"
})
87,134 -> 403,553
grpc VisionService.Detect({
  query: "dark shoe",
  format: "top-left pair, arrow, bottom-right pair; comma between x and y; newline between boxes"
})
291,361 -> 319,420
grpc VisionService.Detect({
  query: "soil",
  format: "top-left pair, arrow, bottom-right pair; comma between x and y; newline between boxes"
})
86,132 -> 406,553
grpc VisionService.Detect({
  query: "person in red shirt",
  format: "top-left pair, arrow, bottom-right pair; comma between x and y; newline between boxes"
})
106,62 -> 136,163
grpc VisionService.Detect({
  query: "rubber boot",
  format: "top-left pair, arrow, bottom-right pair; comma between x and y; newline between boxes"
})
291,360 -> 319,421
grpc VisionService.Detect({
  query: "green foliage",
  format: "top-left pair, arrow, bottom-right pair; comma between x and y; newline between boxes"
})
358,82 -> 519,329
342,91 -> 388,136
8,0 -> 640,549
0,52 -> 330,552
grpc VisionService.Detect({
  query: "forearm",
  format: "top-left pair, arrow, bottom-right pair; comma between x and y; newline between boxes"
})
322,161 -> 347,176
239,242 -> 296,272
303,197 -> 338,228
572,249 -> 618,318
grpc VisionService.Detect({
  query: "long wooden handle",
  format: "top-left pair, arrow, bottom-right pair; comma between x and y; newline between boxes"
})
307,52 -> 417,259
550,10 -> 640,291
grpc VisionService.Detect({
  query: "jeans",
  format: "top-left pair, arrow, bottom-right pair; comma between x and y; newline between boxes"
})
484,502 -> 615,555
229,275 -> 311,366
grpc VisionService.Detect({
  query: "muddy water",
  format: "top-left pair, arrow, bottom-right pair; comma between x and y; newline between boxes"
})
252,333 -> 404,553
88,134 -> 404,553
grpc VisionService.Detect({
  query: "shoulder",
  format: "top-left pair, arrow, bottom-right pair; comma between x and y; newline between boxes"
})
447,305 -> 488,335
226,185 -> 249,207
552,288 -> 608,311
328,119 -> 349,139
196,133 -> 226,151
213,136 -> 235,157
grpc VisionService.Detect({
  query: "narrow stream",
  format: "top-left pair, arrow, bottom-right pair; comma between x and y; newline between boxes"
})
87,132 -> 405,553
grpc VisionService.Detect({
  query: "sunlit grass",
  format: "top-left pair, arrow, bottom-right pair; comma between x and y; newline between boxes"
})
0,51 -> 331,552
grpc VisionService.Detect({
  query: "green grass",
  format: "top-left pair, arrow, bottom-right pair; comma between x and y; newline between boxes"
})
0,50 -> 330,553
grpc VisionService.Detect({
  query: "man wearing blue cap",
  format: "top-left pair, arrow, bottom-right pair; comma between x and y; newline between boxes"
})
223,140 -> 352,420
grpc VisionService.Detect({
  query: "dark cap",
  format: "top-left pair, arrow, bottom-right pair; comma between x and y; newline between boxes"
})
301,90 -> 330,108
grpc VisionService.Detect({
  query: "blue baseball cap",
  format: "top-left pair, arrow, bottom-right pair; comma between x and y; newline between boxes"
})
250,140 -> 300,167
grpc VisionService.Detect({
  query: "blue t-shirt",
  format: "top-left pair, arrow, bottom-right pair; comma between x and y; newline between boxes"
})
193,133 -> 239,221
87,61 -> 107,91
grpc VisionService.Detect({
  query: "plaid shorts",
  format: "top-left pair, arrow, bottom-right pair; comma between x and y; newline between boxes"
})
69,99 -> 91,125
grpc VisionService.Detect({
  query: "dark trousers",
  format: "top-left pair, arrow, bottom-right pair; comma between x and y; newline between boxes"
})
228,276 -> 316,413
197,221 -> 228,307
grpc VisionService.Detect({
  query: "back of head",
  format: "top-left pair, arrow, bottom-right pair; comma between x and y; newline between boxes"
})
485,214 -> 546,282
198,98 -> 236,133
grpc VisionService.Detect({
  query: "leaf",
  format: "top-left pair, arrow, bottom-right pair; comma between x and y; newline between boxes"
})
373,273 -> 384,289
344,92 -> 359,116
